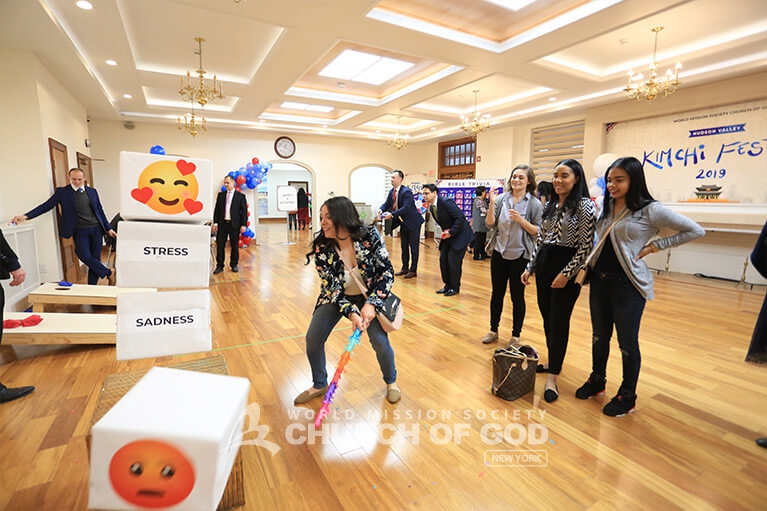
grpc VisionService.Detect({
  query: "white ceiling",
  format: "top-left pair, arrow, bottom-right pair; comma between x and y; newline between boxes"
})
2,0 -> 766,143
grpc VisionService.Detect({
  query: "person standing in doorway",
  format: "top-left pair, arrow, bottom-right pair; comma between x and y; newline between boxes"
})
377,170 -> 424,279
12,168 -> 115,285
297,188 -> 310,230
422,183 -> 472,296
212,175 -> 248,274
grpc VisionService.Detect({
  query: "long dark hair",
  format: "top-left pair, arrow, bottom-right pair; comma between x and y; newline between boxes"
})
305,196 -> 364,264
600,156 -> 655,221
536,181 -> 554,204
542,159 -> 589,218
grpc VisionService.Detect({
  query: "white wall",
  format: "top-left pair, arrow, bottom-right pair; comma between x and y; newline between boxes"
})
263,164 -> 312,218
0,49 -> 90,282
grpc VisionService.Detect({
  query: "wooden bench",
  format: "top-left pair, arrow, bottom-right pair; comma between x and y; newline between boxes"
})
27,282 -> 157,312
1,312 -> 116,345
89,355 -> 245,511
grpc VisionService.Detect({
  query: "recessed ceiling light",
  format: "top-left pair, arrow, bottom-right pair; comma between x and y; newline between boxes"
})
105,59 -> 117,66
76,1 -> 93,10
375,129 -> 381,133
548,97 -> 557,102
319,49 -> 414,86
123,94 -> 132,99
430,127 -> 437,131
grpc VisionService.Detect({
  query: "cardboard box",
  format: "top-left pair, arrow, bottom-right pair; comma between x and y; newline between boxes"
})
120,151 -> 214,222
116,221 -> 211,289
89,367 -> 250,510
116,289 -> 211,360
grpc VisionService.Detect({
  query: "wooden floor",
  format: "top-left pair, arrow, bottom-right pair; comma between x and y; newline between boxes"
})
1,223 -> 766,510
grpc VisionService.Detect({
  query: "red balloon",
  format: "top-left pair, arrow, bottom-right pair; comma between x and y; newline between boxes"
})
236,175 -> 246,185
247,211 -> 251,216
251,157 -> 259,165
247,221 -> 250,227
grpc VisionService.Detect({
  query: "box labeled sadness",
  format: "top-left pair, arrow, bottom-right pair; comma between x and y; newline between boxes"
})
116,289 -> 211,360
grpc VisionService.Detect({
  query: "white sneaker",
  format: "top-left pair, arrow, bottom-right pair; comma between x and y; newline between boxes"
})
481,331 -> 499,344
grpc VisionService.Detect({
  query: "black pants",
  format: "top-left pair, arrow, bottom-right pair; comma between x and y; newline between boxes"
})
472,231 -> 488,259
490,251 -> 528,337
399,224 -> 420,273
216,221 -> 239,268
534,245 -> 581,375
439,239 -> 466,291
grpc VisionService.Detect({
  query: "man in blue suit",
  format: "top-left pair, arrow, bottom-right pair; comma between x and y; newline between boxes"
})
423,183 -> 472,296
377,170 -> 424,279
13,168 -> 116,285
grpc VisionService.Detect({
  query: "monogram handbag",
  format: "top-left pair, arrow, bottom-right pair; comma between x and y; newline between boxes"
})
491,345 -> 539,401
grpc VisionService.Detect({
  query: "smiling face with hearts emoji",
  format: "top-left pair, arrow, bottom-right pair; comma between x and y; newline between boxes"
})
132,160 -> 203,215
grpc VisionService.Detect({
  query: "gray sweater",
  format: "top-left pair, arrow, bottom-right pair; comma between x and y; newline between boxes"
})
588,201 -> 705,300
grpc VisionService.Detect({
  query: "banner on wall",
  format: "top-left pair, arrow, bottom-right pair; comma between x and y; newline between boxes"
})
435,179 -> 505,223
604,100 -> 767,204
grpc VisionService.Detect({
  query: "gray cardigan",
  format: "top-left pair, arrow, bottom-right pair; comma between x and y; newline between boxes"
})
485,192 -> 543,260
588,201 -> 705,300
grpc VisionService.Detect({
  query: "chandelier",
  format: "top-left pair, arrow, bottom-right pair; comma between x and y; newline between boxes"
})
625,26 -> 681,103
460,90 -> 490,138
178,105 -> 206,137
179,37 -> 224,108
387,116 -> 409,150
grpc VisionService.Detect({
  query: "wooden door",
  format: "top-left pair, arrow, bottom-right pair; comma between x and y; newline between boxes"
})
48,138 -> 82,283
76,152 -> 94,186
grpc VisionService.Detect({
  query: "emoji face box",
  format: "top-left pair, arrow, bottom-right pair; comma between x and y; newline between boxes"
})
116,221 -> 211,289
120,151 -> 214,222
89,367 -> 250,511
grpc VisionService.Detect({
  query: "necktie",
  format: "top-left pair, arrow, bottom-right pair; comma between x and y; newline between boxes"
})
430,203 -> 437,220
225,191 -> 232,220
391,188 -> 397,211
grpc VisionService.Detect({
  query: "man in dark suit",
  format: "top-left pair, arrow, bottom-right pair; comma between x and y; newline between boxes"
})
377,170 -> 424,278
0,228 -> 35,403
13,168 -> 115,285
213,175 -> 248,274
423,183 -> 472,296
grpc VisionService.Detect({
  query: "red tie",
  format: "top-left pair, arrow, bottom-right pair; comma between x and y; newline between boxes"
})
392,188 -> 397,211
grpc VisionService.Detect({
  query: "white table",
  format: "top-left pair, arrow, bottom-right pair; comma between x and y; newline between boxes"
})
2,312 -> 116,345
27,282 -> 156,312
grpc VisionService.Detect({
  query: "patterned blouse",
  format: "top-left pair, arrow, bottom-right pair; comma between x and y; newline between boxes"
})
527,197 -> 596,278
313,225 -> 394,317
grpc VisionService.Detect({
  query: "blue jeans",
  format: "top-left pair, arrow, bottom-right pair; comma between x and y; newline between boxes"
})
305,295 -> 397,389
589,271 -> 646,395
73,226 -> 111,285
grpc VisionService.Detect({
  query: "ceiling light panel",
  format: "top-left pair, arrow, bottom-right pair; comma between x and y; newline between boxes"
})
319,50 -> 414,85
483,0 -> 537,11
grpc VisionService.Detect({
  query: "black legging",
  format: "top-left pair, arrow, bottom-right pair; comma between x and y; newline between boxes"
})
534,245 -> 581,375
489,251 -> 528,337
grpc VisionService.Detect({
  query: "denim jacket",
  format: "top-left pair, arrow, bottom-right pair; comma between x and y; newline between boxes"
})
313,225 -> 394,317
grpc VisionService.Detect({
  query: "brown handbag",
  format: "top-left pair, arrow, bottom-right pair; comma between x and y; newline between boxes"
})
491,345 -> 539,401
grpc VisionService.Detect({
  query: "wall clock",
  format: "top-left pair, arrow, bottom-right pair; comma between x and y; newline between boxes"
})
274,136 -> 296,159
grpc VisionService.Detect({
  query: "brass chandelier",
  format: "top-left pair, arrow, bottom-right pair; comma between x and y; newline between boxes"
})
460,90 -> 490,138
179,37 -> 224,108
387,116 -> 409,150
625,27 -> 681,103
178,106 -> 206,137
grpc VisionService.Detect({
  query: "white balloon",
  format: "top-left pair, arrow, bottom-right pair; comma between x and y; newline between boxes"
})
593,153 -> 618,178
588,177 -> 598,187
589,185 -> 603,198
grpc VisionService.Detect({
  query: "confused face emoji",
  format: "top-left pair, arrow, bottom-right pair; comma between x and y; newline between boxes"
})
131,159 -> 203,215
109,439 -> 196,508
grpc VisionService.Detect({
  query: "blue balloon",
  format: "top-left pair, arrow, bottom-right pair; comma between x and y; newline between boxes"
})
221,185 -> 227,192
264,163 -> 273,171
246,162 -> 254,172
150,145 -> 165,155
228,171 -> 237,178
596,176 -> 606,189
238,167 -> 247,176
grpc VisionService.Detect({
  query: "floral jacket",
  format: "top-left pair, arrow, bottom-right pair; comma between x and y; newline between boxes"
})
313,225 -> 394,317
